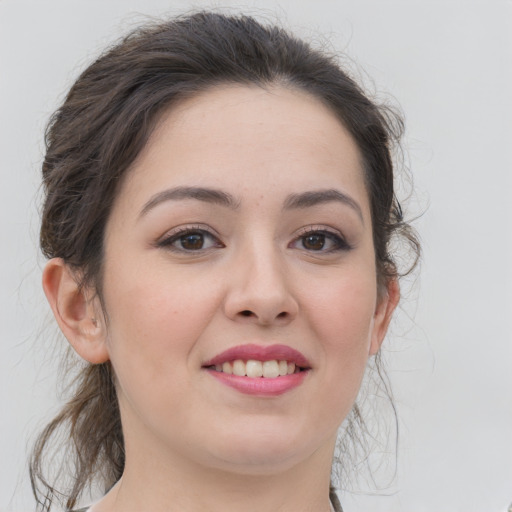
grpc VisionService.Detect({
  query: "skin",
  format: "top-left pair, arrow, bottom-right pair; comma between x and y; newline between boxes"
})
43,85 -> 399,512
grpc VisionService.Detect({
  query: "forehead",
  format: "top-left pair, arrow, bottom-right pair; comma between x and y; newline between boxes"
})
116,84 -> 369,217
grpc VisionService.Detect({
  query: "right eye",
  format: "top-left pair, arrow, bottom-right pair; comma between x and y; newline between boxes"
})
158,228 -> 223,252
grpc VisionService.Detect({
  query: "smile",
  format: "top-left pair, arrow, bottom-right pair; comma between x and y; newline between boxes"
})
211,359 -> 300,378
202,344 -> 311,396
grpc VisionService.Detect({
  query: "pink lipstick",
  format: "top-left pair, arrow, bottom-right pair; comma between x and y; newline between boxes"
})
202,344 -> 311,396
203,344 -> 311,368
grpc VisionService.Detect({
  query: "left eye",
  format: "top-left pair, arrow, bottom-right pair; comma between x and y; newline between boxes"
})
159,229 -> 222,252
292,230 -> 349,252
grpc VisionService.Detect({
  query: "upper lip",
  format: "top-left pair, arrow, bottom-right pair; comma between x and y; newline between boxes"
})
203,344 -> 311,369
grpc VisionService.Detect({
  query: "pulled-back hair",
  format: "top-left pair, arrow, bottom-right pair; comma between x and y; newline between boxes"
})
31,10 -> 419,512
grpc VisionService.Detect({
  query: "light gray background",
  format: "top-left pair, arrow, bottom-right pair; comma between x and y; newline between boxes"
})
1,1 -> 511,511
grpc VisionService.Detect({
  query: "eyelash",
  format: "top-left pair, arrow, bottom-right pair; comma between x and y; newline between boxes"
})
290,227 -> 352,253
156,226 -> 351,254
157,226 -> 224,253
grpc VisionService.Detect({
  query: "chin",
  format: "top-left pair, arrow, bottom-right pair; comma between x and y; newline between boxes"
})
208,448 -> 308,476
200,420 -> 328,475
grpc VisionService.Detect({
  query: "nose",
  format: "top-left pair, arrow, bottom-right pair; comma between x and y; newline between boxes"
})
223,241 -> 298,326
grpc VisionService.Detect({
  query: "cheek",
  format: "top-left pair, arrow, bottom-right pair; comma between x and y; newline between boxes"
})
101,261 -> 221,386
306,266 -> 377,345
301,269 -> 377,402
100,265 -> 226,437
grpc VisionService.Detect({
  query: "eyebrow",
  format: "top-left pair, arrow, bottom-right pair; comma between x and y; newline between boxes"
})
139,186 -> 363,223
283,189 -> 364,223
139,186 -> 240,217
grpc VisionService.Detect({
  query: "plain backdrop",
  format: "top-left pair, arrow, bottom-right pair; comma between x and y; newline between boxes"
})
1,1 -> 511,511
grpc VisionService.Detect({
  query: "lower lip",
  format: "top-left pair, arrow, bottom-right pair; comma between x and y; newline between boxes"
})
206,369 -> 309,396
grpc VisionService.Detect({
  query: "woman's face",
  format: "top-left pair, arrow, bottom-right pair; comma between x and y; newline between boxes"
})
99,85 -> 396,475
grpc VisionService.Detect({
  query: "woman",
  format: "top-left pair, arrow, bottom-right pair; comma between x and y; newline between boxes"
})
31,11 -> 418,512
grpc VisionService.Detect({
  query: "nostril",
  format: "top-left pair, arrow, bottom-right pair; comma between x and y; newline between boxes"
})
235,309 -> 293,323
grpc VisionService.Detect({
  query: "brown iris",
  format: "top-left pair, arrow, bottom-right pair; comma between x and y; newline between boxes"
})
180,233 -> 205,250
302,233 -> 325,250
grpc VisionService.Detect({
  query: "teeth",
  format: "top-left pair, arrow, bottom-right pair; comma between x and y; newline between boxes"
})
222,361 -> 232,374
232,359 -> 246,377
246,360 -> 263,378
214,359 -> 301,377
278,360 -> 288,376
262,360 -> 279,378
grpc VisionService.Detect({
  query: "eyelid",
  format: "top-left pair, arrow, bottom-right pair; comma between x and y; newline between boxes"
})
295,224 -> 346,240
156,224 -> 223,251
291,225 -> 352,252
157,223 -> 218,240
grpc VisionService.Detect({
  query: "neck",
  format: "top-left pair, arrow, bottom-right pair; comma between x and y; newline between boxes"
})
95,430 -> 337,512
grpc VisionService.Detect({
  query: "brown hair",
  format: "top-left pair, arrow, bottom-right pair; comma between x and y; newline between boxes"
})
31,10 -> 419,511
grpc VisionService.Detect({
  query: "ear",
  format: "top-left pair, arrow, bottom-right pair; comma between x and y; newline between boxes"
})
369,278 -> 400,356
42,258 -> 109,364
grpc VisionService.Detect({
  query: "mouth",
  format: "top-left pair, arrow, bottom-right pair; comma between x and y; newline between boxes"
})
201,344 -> 311,395
205,359 -> 306,378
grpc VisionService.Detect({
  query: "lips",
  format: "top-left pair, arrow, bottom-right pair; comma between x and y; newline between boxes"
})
203,344 -> 311,369
202,344 -> 311,396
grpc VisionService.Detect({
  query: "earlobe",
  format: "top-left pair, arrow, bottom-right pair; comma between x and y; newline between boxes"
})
42,258 -> 109,364
369,278 -> 400,356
